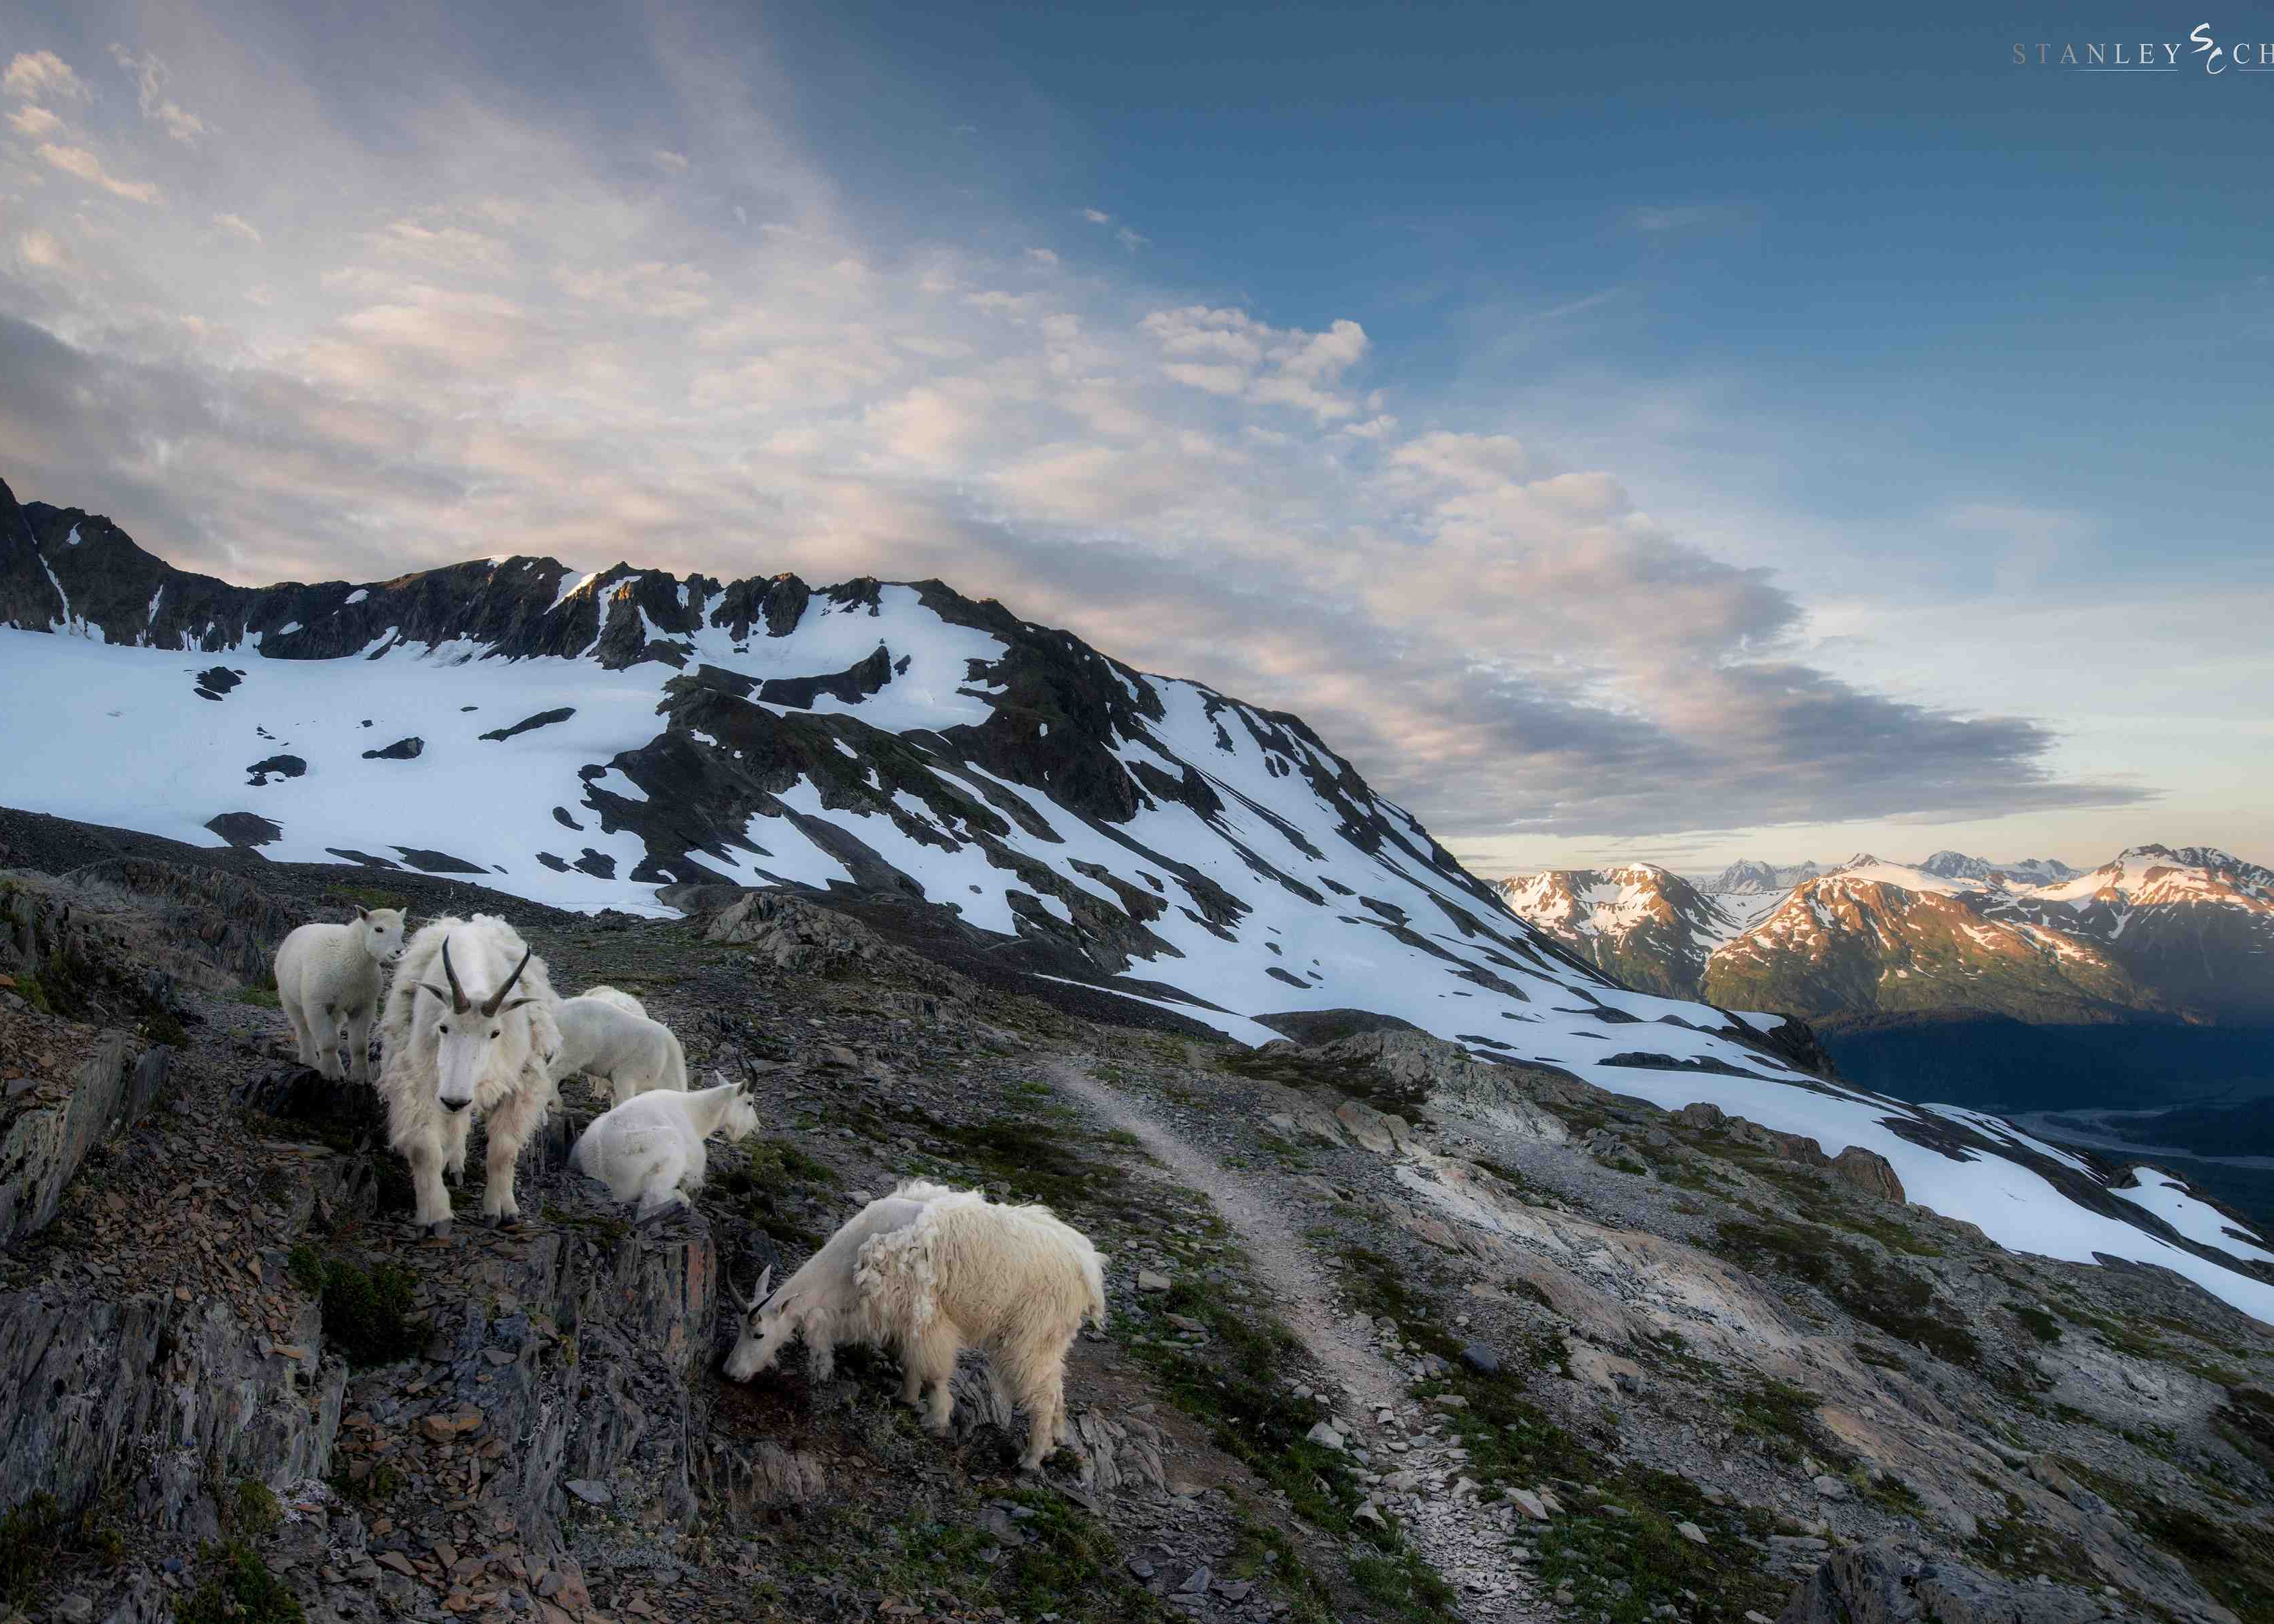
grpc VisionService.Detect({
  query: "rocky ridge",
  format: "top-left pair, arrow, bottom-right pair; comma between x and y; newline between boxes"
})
1,834 -> 2268,1624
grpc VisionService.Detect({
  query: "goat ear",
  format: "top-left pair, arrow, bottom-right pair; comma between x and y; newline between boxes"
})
501,996 -> 542,1014
356,905 -> 369,921
416,981 -> 454,1006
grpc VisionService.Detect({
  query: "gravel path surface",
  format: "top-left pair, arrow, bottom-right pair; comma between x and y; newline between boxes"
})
1051,1057 -> 1547,1624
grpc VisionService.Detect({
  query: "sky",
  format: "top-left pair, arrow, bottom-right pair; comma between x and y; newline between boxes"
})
1,1 -> 2267,879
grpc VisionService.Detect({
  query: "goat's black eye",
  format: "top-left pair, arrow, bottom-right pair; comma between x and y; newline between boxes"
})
438,1023 -> 450,1034
489,1029 -> 501,1039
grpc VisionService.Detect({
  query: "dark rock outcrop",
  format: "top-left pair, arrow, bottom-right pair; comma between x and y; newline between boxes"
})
1778,1539 -> 2109,1624
480,707 -> 576,742
205,812 -> 282,848
0,1028 -> 169,1248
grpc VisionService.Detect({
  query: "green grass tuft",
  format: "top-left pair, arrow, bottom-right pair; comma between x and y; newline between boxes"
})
177,1540 -> 304,1624
287,1245 -> 422,1366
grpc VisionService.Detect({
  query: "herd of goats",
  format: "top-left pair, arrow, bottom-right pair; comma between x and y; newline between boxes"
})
270,903 -> 1108,1470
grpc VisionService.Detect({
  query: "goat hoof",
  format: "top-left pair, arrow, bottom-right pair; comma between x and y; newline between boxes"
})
490,1213 -> 521,1231
425,1220 -> 452,1240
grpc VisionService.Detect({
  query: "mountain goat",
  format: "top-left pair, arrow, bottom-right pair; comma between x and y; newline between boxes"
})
577,984 -> 647,1019
570,1074 -> 760,1220
549,996 -> 688,1106
855,1190 -> 1107,1470
723,1178 -> 957,1383
274,906 -> 405,1081
375,915 -> 560,1236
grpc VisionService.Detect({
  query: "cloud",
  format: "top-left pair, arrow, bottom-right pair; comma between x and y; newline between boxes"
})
0,14 -> 2136,849
1143,305 -> 1369,422
650,148 -> 689,173
107,46 -> 206,144
3,51 -> 89,102
371,218 -> 511,276
7,105 -> 62,137
16,229 -> 65,269
554,259 -> 712,316
34,143 -> 161,203
1116,226 -> 1148,252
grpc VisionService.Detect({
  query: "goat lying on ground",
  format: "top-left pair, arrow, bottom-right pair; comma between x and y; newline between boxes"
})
855,1188 -> 1107,1470
375,915 -> 559,1235
577,984 -> 647,1019
570,1074 -> 760,1219
275,906 -> 405,1082
722,1178 -> 957,1383
549,996 -> 688,1106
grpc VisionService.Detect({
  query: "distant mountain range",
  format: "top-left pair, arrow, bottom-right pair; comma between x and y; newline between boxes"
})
1498,846 -> 2273,1026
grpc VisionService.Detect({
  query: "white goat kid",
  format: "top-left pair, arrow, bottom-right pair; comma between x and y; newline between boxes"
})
550,996 -> 688,1107
722,1178 -> 956,1383
570,1074 -> 760,1221
577,984 -> 647,1019
854,1190 -> 1107,1470
274,906 -> 405,1081
376,915 -> 560,1236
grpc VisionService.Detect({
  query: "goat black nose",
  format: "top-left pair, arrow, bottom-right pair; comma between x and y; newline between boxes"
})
442,1099 -> 470,1114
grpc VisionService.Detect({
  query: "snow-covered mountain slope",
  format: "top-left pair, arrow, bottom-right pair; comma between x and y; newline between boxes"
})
9,473 -> 2274,1322
1511,846 -> 2269,1027
1707,857 -> 1828,896
1494,863 -> 1764,998
1918,850 -> 2078,886
1703,848 -> 2274,1024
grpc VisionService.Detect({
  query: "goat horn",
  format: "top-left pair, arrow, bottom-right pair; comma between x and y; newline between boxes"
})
482,947 -> 533,1017
440,936 -> 470,1013
743,1265 -> 775,1314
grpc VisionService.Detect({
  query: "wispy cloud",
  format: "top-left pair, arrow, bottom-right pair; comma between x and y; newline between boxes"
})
107,45 -> 206,143
34,142 -> 161,202
3,50 -> 90,102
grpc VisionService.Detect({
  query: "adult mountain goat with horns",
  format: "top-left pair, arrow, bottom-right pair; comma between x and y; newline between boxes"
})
376,914 -> 561,1236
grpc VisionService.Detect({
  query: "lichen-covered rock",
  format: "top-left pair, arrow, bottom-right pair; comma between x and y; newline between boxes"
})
0,1025 -> 169,1248
0,1277 -> 343,1536
705,890 -> 886,970
1778,1539 -> 2125,1624
1333,1097 -> 1412,1157
1831,1145 -> 1906,1204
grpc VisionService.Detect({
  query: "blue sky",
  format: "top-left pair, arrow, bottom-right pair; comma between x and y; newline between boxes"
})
1,1 -> 2266,875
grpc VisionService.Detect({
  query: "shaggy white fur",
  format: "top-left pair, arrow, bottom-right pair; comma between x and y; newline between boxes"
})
375,915 -> 560,1236
722,1178 -> 957,1383
274,907 -> 405,1082
854,1188 -> 1106,1470
550,997 -> 688,1106
570,1075 -> 760,1220
577,984 -> 647,1020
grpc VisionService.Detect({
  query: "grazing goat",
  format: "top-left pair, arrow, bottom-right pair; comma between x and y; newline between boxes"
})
571,1074 -> 760,1220
723,1178 -> 957,1383
550,996 -> 689,1106
577,984 -> 647,1019
275,906 -> 405,1082
855,1190 -> 1106,1470
375,915 -> 560,1236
